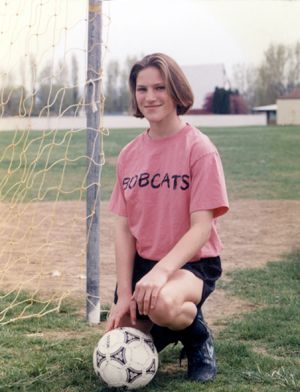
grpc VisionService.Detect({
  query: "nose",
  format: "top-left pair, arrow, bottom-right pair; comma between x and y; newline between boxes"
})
145,88 -> 156,102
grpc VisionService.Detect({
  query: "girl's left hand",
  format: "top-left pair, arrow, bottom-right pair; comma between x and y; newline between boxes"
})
132,267 -> 169,316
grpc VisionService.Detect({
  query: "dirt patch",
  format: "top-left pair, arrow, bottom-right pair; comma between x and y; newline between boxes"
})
0,200 -> 299,328
203,199 -> 300,326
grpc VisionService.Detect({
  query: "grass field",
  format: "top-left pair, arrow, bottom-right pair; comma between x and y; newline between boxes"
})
0,125 -> 299,391
0,251 -> 299,391
0,125 -> 299,202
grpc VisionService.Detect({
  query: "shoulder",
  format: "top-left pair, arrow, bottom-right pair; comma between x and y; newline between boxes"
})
117,132 -> 145,165
184,124 -> 218,159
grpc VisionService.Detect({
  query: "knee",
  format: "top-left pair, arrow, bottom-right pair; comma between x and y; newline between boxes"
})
149,291 -> 178,327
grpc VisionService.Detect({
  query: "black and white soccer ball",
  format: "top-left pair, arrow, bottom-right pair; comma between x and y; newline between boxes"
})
93,327 -> 159,389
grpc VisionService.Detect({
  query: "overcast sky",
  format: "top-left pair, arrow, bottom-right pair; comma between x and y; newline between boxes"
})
102,0 -> 300,75
0,0 -> 299,84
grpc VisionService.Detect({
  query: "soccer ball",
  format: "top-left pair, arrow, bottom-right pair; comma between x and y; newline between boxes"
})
93,327 -> 159,389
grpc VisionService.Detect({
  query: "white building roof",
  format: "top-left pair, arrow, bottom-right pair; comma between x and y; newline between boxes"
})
182,64 -> 228,109
253,104 -> 277,111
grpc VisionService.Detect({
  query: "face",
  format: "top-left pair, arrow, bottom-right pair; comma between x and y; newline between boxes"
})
135,66 -> 177,124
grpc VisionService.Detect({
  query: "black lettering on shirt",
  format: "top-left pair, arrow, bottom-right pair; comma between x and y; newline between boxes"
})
181,175 -> 190,190
151,173 -> 161,188
161,173 -> 170,188
171,175 -> 181,190
139,172 -> 150,187
129,175 -> 138,189
122,172 -> 190,191
123,177 -> 130,190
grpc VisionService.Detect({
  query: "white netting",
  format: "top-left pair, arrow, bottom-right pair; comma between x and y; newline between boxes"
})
0,0 -> 109,325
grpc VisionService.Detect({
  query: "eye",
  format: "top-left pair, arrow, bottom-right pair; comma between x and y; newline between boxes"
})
136,87 -> 147,92
156,86 -> 165,91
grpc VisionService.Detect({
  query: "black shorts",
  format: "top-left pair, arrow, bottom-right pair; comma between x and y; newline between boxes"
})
114,253 -> 222,320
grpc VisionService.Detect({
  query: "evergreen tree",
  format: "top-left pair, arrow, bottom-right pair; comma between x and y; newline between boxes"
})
212,87 -> 231,114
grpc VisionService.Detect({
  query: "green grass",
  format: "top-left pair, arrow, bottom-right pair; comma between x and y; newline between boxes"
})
0,129 -> 88,202
0,124 -> 299,390
0,125 -> 299,202
1,251 -> 299,391
204,126 -> 300,200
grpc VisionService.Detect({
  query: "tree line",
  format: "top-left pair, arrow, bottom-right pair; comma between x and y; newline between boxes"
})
232,41 -> 300,108
104,42 -> 300,115
1,42 -> 299,116
0,53 -> 136,117
104,55 -> 139,114
0,55 -> 80,117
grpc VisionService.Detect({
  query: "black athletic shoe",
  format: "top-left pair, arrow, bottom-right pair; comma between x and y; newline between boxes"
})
150,324 -> 180,353
150,311 -> 216,382
180,311 -> 217,382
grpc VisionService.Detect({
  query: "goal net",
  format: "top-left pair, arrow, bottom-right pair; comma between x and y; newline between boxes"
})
0,0 -> 108,325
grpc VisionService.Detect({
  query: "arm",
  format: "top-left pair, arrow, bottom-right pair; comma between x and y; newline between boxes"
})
115,215 -> 136,296
133,210 -> 213,315
156,210 -> 213,276
106,215 -> 136,330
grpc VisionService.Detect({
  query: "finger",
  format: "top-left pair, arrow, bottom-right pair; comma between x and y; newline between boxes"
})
130,298 -> 137,325
107,311 -> 120,330
143,290 -> 152,315
114,316 -> 120,329
138,295 -> 146,315
106,317 -> 114,331
134,288 -> 145,315
105,305 -> 115,331
149,288 -> 160,310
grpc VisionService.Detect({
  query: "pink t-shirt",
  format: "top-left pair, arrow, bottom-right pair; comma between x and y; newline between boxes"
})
109,123 -> 229,261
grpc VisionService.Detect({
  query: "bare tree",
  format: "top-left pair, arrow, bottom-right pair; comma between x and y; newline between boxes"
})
232,42 -> 300,107
104,55 -> 140,113
232,63 -> 258,108
71,54 -> 80,115
55,59 -> 69,86
104,59 -> 121,113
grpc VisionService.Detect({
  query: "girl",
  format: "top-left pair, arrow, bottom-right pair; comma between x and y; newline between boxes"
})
106,53 -> 229,382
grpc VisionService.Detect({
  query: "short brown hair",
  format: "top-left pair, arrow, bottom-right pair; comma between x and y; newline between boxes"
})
129,53 -> 194,118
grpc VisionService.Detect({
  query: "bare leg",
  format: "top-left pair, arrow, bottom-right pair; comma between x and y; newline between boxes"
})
167,301 -> 197,330
148,269 -> 216,382
148,269 -> 203,330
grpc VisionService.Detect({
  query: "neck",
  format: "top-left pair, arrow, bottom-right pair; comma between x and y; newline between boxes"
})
148,115 -> 185,139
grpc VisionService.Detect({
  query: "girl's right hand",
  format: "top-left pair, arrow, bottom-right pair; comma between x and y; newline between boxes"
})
105,294 -> 137,331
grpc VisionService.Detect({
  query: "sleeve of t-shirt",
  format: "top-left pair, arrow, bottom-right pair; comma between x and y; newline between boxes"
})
108,160 -> 127,217
190,151 -> 229,218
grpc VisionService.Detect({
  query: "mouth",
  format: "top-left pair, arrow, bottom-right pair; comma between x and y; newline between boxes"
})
144,105 -> 162,108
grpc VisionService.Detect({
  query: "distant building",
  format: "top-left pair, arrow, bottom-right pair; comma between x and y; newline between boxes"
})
182,64 -> 228,111
277,87 -> 300,125
252,104 -> 277,125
